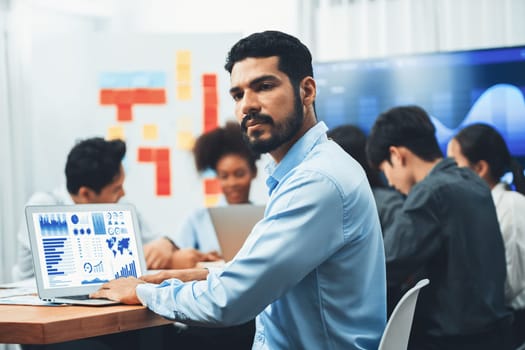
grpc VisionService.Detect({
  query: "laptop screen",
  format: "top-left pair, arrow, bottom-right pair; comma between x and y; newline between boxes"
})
26,204 -> 146,298
208,204 -> 265,261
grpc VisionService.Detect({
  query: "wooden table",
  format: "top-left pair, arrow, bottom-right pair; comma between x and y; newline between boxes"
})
0,303 -> 173,344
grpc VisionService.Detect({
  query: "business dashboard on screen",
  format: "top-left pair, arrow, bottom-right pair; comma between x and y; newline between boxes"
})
314,45 -> 525,159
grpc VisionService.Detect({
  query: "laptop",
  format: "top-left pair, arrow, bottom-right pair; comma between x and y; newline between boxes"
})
208,204 -> 265,262
25,203 -> 147,305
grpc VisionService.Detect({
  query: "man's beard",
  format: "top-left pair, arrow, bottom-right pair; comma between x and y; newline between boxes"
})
240,93 -> 304,154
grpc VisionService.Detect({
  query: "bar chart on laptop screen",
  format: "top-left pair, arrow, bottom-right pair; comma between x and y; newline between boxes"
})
35,209 -> 142,289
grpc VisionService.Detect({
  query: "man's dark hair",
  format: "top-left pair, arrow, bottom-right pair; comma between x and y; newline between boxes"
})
193,121 -> 260,174
454,123 -> 525,194
366,105 -> 443,169
327,124 -> 385,188
224,30 -> 313,86
65,137 -> 126,194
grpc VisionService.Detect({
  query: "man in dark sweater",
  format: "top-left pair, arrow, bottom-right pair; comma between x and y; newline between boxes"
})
366,105 -> 512,350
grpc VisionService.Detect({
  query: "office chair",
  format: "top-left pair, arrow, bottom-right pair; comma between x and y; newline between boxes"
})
378,279 -> 430,350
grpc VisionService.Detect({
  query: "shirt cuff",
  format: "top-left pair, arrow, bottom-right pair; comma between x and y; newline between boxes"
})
136,283 -> 156,307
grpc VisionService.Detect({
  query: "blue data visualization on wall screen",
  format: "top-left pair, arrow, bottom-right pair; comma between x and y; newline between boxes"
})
34,209 -> 142,289
314,45 -> 525,159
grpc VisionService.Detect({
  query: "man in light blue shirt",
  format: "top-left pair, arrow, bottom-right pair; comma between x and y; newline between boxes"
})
92,30 -> 386,350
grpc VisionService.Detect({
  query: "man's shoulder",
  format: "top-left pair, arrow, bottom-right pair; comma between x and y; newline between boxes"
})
408,162 -> 492,211
299,141 -> 365,186
305,140 -> 359,170
421,161 -> 485,192
27,191 -> 60,204
26,186 -> 70,205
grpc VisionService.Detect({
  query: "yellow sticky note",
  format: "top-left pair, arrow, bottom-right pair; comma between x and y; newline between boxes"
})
177,84 -> 192,101
143,124 -> 158,140
177,66 -> 191,83
204,194 -> 221,207
107,125 -> 125,140
176,131 -> 195,150
177,50 -> 191,65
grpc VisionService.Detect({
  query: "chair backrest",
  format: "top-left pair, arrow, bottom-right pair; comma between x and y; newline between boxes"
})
378,279 -> 430,350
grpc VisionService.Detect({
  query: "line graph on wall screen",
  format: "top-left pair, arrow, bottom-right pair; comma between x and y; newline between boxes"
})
314,45 -> 525,158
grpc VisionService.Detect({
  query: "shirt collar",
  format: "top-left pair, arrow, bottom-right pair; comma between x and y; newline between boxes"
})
428,157 -> 454,176
265,122 -> 329,195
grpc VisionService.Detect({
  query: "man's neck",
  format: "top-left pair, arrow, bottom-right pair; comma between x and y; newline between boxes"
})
269,114 -> 317,163
413,157 -> 443,184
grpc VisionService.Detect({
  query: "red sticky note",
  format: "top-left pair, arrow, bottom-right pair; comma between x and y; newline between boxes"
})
115,90 -> 134,104
202,74 -> 217,87
156,148 -> 170,162
117,104 -> 133,122
204,178 -> 221,195
204,89 -> 218,106
138,147 -> 153,162
100,89 -> 116,104
156,163 -> 171,182
156,181 -> 171,196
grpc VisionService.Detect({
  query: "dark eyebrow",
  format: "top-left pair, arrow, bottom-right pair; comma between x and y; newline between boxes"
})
229,74 -> 280,95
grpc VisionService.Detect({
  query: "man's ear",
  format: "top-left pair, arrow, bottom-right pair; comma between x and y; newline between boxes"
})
76,186 -> 95,203
300,77 -> 316,107
388,146 -> 405,166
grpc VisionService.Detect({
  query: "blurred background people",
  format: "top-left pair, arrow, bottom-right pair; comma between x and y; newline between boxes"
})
367,105 -> 511,350
448,123 -> 525,349
144,121 -> 260,269
12,137 -> 161,281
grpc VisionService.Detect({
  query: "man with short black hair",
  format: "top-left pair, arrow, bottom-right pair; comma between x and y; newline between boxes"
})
14,137 -> 183,281
92,30 -> 387,350
366,105 -> 512,350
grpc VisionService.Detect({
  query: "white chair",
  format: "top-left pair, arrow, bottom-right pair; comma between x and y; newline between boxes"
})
378,279 -> 430,350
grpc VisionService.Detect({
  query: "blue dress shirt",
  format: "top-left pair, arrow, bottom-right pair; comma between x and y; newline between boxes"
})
137,122 -> 386,349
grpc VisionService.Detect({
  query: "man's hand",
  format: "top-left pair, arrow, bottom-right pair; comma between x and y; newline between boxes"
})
143,238 -> 177,269
140,268 -> 210,284
89,277 -> 146,304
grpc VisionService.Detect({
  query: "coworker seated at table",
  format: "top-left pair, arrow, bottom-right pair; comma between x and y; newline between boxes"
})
366,105 -> 512,350
12,137 -> 207,281
327,124 -> 404,232
144,121 -> 261,269
91,30 -> 387,350
447,123 -> 525,349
